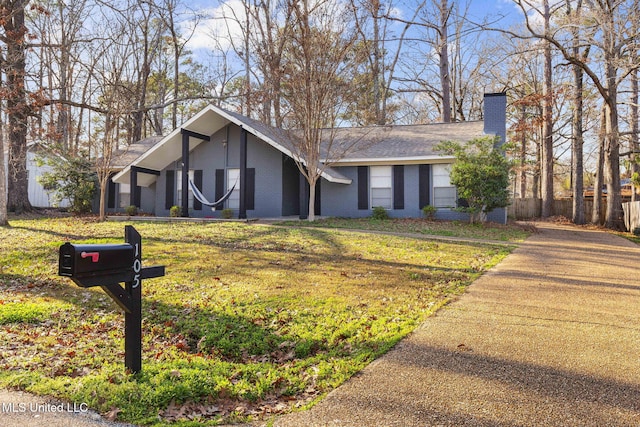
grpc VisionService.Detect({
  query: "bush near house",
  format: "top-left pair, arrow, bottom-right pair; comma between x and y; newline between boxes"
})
436,136 -> 510,223
37,156 -> 97,215
371,206 -> 389,220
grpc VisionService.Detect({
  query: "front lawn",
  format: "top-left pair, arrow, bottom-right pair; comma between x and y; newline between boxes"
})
277,217 -> 533,242
0,218 -> 517,425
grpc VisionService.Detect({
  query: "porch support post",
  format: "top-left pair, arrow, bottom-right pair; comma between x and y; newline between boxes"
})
239,127 -> 247,219
181,132 -> 189,217
178,129 -> 210,218
130,167 -> 139,208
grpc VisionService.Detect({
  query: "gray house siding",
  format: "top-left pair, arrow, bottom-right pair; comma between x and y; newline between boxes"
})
247,132 -> 284,218
321,167 -> 363,217
105,183 -> 154,214
153,124 -> 285,218
320,164 -> 507,221
322,164 -> 463,219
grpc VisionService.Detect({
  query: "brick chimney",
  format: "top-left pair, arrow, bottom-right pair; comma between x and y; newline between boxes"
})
483,92 -> 507,146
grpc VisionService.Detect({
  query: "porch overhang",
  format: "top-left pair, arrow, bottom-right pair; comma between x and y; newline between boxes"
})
113,105 -> 353,187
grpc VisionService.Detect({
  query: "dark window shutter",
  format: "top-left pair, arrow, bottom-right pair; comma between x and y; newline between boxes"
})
358,166 -> 369,210
215,169 -> 225,200
165,170 -> 175,210
419,165 -> 431,208
193,170 -> 203,211
314,179 -> 321,215
246,168 -> 255,210
134,185 -> 141,208
393,165 -> 404,210
107,175 -> 116,209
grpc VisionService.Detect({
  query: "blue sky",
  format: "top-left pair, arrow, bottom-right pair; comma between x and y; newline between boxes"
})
183,0 -> 526,53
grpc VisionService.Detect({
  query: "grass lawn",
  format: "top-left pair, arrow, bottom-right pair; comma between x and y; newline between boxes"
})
0,217 -> 522,426
277,217 -> 533,242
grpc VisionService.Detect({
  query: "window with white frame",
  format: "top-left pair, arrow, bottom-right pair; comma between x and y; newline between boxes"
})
370,165 -> 392,209
176,170 -> 195,209
227,168 -> 240,209
432,164 -> 457,208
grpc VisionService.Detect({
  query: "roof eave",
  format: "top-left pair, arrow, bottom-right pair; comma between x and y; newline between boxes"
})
328,155 -> 455,166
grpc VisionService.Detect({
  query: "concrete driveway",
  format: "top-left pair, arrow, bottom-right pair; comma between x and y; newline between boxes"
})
272,222 -> 640,426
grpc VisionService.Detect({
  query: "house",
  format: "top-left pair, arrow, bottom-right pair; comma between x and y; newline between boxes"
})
111,92 -> 507,223
108,136 -> 164,209
3,143 -> 71,209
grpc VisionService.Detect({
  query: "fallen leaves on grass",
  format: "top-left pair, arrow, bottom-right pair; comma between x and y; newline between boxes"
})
160,396 -> 296,422
103,406 -> 121,421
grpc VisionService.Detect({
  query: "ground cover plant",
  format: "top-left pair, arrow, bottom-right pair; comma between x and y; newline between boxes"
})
0,218 -> 517,425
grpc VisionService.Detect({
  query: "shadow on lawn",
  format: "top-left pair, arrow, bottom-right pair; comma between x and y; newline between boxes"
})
2,222 -> 498,371
143,297 -> 331,363
9,224 -> 115,242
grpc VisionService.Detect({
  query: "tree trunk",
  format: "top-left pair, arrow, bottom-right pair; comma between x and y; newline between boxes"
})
571,61 -> 585,224
569,0 -> 585,224
99,174 -> 108,221
0,100 -> 8,226
532,127 -> 541,199
4,0 -> 32,214
439,0 -> 451,123
540,0 -> 554,218
602,19 -> 622,229
307,176 -> 317,222
372,0 -> 383,125
519,105 -> 527,197
604,100 -> 622,229
631,67 -> 639,202
592,107 -> 606,224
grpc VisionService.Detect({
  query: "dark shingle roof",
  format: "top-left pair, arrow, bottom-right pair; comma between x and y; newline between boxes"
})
326,121 -> 485,162
111,136 -> 164,169
221,108 -> 485,162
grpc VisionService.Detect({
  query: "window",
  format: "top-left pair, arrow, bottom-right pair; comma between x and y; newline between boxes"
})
119,183 -> 131,208
176,170 -> 195,209
227,168 -> 240,209
432,164 -> 457,208
370,165 -> 392,209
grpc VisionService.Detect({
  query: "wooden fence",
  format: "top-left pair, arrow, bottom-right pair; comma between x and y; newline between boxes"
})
508,198 -> 607,224
623,201 -> 640,233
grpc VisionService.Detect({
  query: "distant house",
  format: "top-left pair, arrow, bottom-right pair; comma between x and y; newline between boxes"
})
111,93 -> 507,223
3,144 -> 71,209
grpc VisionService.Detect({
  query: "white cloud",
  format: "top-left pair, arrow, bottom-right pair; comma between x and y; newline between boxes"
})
183,0 -> 248,52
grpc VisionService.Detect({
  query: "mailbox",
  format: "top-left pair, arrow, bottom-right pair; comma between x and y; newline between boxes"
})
59,243 -> 134,287
58,226 -> 165,373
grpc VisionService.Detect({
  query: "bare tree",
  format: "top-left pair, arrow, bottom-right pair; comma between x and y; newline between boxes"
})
592,106 -> 606,224
281,0 -> 361,221
1,0 -> 32,213
627,3 -> 639,201
394,0 -> 488,124
347,0 -> 416,125
540,0 -> 554,217
438,0 -> 452,122
0,66 -> 7,225
91,30 -> 136,220
508,0 -> 640,229
566,0 -> 590,224
631,67 -> 639,201
246,0 -> 294,127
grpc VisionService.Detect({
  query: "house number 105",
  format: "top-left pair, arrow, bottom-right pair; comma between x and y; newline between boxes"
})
132,243 -> 141,289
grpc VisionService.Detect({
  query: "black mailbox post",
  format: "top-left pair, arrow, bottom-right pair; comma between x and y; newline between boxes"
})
58,225 -> 164,373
